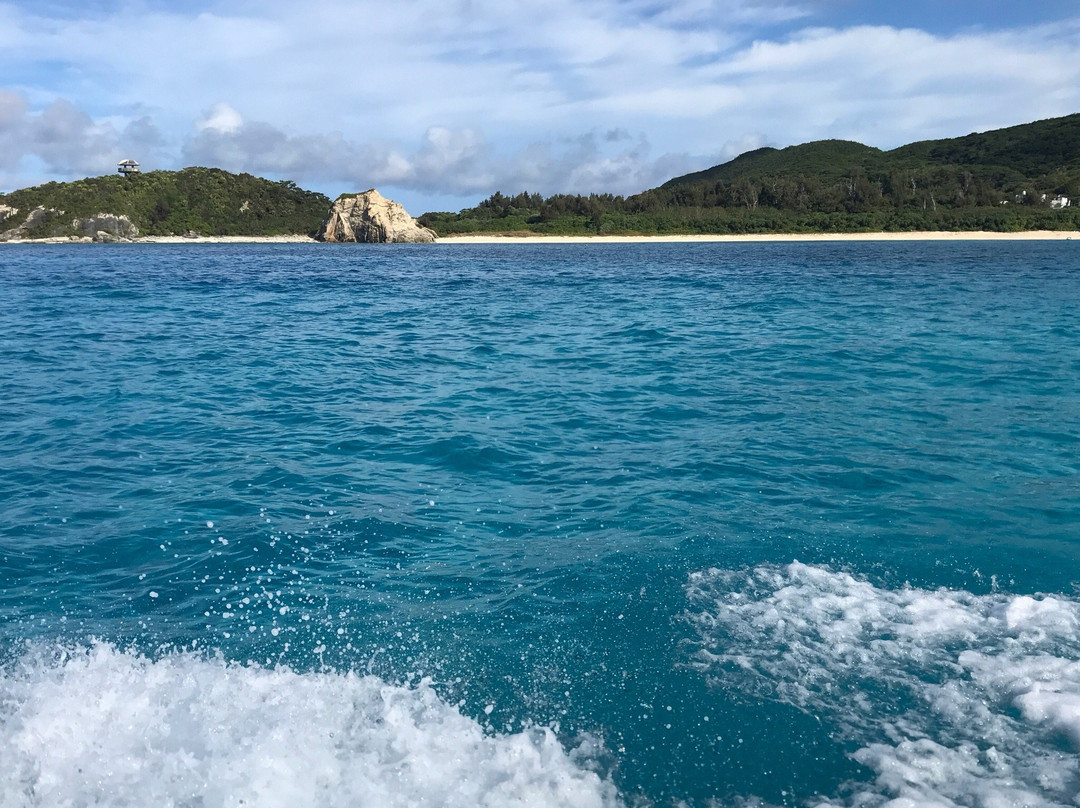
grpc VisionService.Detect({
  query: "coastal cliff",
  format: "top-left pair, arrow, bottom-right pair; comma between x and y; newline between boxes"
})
317,190 -> 437,243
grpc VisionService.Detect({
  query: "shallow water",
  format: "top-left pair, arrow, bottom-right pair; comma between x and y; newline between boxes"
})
1,241 -> 1078,806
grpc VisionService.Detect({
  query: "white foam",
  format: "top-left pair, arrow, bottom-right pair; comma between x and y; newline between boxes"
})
0,643 -> 621,808
685,563 -> 1080,808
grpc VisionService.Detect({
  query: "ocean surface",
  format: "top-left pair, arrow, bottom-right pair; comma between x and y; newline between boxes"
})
1,241 -> 1078,807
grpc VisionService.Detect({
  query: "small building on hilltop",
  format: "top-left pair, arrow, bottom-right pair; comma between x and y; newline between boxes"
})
117,159 -> 140,177
1050,195 -> 1072,209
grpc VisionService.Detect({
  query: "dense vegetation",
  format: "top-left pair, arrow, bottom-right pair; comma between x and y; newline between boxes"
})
420,114 -> 1080,235
0,167 -> 329,238
3,114 -> 1078,239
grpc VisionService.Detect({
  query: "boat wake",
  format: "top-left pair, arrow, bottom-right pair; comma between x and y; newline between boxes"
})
0,643 -> 620,808
685,562 -> 1080,807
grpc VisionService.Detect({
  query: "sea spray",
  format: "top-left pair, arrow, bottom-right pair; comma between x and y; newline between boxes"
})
684,563 -> 1080,806
0,642 -> 621,808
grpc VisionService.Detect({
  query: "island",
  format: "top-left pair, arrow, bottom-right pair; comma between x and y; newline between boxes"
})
2,113 -> 1078,242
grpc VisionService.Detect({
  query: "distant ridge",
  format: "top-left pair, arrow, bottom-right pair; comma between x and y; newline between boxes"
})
662,140 -> 883,187
893,114 -> 1080,175
663,114 -> 1080,188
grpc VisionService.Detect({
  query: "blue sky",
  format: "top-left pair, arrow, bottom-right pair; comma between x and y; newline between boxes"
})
2,0 -> 1079,212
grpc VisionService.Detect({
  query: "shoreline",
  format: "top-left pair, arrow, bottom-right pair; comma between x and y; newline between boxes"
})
1,230 -> 1077,245
437,230 -> 1080,243
136,234 -> 318,244
0,234 -> 318,245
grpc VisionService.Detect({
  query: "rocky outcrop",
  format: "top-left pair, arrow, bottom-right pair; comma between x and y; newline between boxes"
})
0,204 -> 17,225
0,208 -> 138,242
0,206 -> 57,241
317,190 -> 436,243
72,213 -> 139,241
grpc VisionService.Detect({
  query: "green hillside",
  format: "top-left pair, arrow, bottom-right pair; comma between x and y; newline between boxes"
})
421,114 -> 1080,235
0,167 -> 329,239
662,140 -> 883,187
892,114 -> 1080,175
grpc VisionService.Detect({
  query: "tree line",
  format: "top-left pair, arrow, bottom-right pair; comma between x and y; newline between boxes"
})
419,115 -> 1080,236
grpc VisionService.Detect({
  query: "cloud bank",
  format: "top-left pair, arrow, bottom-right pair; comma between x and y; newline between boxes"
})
0,90 -> 163,178
1,0 -> 1078,208
181,104 -> 704,198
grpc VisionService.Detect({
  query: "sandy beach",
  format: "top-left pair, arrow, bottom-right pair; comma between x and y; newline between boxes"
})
0,234 -> 318,245
135,234 -> 318,244
437,231 -> 1080,244
3,230 -> 1077,245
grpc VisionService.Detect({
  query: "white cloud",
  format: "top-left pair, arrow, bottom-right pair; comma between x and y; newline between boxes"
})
196,103 -> 244,134
0,91 -> 164,185
0,89 -> 26,129
709,24 -> 1080,145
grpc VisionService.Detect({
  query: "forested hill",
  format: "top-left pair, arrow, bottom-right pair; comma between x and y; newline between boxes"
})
0,167 -> 329,239
662,114 -> 1080,188
662,140 -> 882,187
420,113 -> 1080,235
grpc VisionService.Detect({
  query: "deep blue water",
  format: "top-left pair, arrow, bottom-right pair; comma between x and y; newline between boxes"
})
1,241 -> 1079,807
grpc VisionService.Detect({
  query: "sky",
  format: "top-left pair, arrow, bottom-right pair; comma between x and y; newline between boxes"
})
2,0 -> 1079,213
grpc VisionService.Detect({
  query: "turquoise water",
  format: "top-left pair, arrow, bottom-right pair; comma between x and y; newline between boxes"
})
1,242 -> 1078,806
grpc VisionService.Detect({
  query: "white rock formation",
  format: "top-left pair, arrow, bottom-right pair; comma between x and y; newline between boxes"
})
73,213 -> 139,241
0,208 -> 138,242
0,206 -> 55,241
317,190 -> 437,243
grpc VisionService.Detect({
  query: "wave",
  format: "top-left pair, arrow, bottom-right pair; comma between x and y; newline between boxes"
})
6,568 -> 1079,808
685,562 -> 1080,807
0,643 -> 621,808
